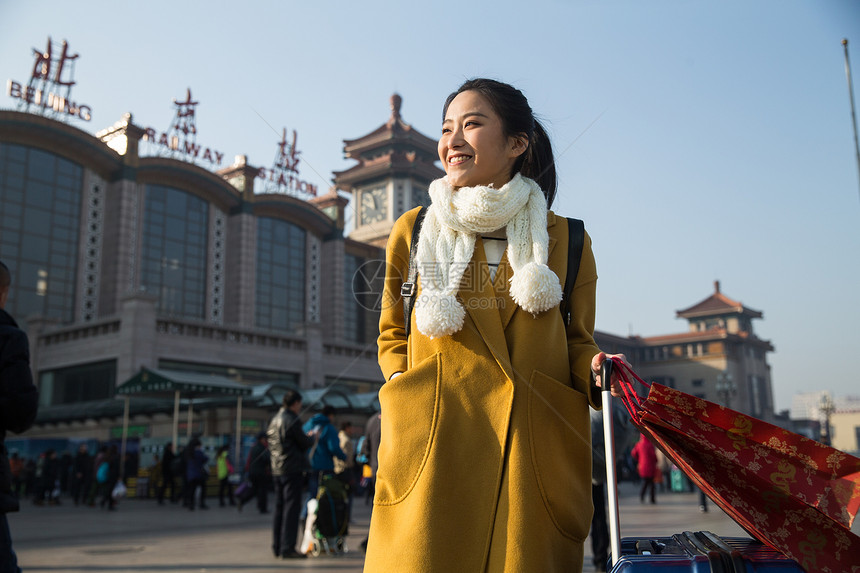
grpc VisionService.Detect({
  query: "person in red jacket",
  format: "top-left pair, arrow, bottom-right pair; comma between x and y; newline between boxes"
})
631,433 -> 658,504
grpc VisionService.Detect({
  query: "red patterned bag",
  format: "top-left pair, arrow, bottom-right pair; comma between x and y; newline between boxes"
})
607,357 -> 860,572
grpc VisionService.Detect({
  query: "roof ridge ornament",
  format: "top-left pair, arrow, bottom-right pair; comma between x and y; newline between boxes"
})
390,93 -> 402,120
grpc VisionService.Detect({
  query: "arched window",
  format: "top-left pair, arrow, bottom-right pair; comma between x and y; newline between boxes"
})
141,185 -> 209,319
0,143 -> 82,323
256,217 -> 305,332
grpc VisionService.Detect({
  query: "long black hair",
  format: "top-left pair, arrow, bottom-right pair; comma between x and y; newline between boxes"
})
442,78 -> 557,207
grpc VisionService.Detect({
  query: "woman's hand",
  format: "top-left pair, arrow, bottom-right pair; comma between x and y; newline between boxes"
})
591,351 -> 627,397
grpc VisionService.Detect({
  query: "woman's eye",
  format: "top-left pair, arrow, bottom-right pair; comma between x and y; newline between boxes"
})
441,127 -> 451,134
465,121 -> 480,127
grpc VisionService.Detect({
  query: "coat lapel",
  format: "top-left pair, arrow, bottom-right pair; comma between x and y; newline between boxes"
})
460,238 -> 514,380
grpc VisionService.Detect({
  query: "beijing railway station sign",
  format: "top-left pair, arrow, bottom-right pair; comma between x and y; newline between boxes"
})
140,91 -> 318,199
257,127 -> 319,198
6,36 -> 318,201
141,88 -> 226,167
5,36 -> 93,122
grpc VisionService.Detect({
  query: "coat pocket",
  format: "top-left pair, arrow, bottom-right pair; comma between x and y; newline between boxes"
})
374,352 -> 442,505
528,369 -> 592,540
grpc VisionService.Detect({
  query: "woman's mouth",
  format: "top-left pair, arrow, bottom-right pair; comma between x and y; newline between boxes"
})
448,155 -> 472,165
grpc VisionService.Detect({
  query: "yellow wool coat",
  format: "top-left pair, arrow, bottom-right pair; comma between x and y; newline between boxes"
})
365,207 -> 602,573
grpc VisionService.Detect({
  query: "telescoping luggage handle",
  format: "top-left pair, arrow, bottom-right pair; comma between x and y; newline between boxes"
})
601,359 -> 622,568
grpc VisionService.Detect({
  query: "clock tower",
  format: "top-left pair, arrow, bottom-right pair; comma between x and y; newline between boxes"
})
334,94 -> 444,247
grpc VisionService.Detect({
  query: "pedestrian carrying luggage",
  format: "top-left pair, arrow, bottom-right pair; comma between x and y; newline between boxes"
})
600,360 -> 810,573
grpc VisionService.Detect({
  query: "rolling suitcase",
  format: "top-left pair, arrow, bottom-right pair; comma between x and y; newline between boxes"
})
600,361 -> 806,572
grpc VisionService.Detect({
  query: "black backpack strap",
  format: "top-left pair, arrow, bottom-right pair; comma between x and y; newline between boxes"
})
401,207 -> 427,339
561,217 -> 585,326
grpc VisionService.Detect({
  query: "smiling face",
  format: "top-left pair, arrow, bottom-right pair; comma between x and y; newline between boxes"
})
438,90 -> 527,189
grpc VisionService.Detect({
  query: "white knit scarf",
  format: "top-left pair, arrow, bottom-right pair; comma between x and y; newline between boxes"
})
414,173 -> 563,338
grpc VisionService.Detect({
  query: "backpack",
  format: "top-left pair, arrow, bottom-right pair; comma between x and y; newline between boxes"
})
96,461 -> 109,484
315,474 -> 349,538
401,207 -> 585,337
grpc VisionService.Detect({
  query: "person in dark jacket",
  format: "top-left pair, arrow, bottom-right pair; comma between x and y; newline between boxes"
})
58,452 -> 72,496
40,450 -> 60,505
175,445 -> 189,507
267,390 -> 314,559
157,442 -> 177,505
238,432 -> 270,514
0,260 -> 39,573
299,405 -> 346,521
184,438 -> 209,511
71,444 -> 92,506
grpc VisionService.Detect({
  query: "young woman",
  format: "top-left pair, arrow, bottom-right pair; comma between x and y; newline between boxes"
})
365,78 -> 619,572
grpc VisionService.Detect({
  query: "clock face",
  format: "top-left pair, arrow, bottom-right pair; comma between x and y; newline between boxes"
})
360,186 -> 388,225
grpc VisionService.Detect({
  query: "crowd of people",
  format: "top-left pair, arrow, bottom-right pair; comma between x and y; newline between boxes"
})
5,443 -> 131,511
5,402 -> 378,520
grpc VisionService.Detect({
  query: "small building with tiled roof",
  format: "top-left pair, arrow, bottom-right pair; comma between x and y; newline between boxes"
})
676,280 -> 764,335
334,94 -> 444,247
594,281 -> 777,421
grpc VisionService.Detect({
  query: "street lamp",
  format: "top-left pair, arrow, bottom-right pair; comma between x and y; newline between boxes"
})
715,371 -> 736,409
819,393 -> 834,446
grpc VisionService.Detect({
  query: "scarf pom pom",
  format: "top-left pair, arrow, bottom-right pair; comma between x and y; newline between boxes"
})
414,292 -> 465,339
509,262 -> 563,315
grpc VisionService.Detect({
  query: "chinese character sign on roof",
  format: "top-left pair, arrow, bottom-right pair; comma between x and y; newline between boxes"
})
5,36 -> 92,122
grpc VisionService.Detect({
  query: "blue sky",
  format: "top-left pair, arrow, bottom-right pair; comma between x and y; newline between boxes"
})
1,0 -> 858,412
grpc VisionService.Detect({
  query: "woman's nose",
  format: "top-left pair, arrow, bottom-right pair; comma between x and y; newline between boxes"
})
447,127 -> 465,147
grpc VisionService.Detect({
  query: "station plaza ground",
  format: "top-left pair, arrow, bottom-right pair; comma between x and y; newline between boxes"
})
9,480 -> 749,573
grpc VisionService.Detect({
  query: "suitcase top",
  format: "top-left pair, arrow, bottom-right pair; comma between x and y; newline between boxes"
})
611,531 -> 805,573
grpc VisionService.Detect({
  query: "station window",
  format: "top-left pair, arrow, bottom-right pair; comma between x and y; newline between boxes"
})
141,185 -> 209,319
38,360 -> 116,406
0,143 -> 82,324
256,218 -> 306,332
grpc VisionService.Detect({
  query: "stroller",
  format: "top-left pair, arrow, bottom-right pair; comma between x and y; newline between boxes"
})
301,473 -> 350,556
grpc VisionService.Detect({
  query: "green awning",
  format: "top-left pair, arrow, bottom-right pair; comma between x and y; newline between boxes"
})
115,367 -> 253,398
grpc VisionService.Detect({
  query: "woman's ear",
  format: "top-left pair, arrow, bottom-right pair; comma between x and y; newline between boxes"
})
509,134 -> 529,158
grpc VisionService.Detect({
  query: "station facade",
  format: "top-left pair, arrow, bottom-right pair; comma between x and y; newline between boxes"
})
0,102 -> 420,441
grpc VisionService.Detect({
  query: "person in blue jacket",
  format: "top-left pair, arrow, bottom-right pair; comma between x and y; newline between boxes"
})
300,405 -> 346,520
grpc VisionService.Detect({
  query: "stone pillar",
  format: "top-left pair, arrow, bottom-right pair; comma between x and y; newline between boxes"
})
220,156 -> 261,329
116,293 -> 158,383
225,210 -> 256,327
22,315 -> 58,389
